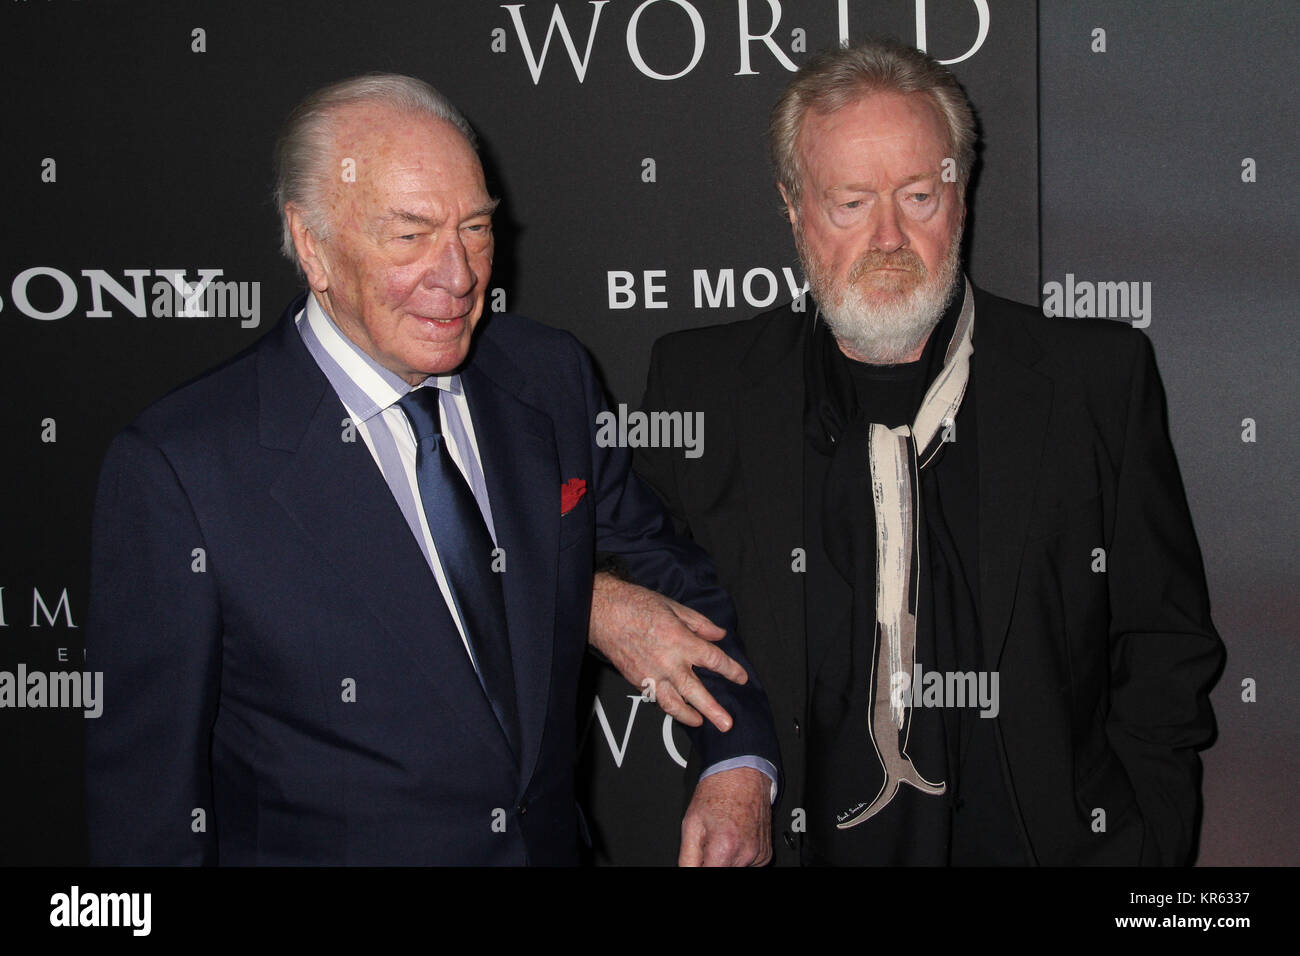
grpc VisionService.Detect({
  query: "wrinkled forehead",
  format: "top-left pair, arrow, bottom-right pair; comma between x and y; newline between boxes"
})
331,103 -> 467,150
325,105 -> 486,205
797,90 -> 950,167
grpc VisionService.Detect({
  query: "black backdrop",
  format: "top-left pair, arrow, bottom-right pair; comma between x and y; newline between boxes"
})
0,0 -> 1292,868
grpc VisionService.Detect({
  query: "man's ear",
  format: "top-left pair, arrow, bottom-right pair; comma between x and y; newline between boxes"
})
286,204 -> 331,293
777,183 -> 799,229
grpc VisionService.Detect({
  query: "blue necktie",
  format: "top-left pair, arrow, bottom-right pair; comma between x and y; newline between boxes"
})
397,386 -> 520,759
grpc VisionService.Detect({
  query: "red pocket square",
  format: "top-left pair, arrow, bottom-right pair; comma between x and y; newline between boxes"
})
561,478 -> 587,515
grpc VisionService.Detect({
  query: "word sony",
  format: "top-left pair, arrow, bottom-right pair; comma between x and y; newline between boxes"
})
891,664 -> 1000,718
1041,273 -> 1152,328
50,886 -> 151,936
595,404 -> 703,459
0,665 -> 103,718
6,267 -> 261,328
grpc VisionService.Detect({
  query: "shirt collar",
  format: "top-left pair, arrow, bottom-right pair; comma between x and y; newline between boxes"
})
300,294 -> 463,423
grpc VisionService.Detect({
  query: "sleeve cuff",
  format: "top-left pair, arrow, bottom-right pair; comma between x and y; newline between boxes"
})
699,756 -> 779,804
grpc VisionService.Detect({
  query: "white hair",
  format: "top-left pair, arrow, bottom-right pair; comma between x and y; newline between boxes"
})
272,73 -> 477,264
770,37 -> 977,210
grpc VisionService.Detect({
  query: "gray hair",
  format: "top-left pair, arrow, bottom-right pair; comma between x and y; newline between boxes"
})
273,73 -> 478,263
769,37 -> 977,210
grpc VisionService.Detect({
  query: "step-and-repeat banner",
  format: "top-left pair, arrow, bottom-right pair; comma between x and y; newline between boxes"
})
0,0 -> 1291,868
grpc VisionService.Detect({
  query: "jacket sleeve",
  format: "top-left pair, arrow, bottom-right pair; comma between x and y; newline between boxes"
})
1104,332 -> 1225,865
85,427 -> 223,865
573,334 -> 781,777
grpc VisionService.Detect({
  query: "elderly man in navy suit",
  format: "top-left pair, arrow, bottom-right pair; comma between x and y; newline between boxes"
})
85,74 -> 778,866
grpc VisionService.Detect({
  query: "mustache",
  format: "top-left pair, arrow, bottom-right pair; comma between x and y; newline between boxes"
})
846,248 -> 927,283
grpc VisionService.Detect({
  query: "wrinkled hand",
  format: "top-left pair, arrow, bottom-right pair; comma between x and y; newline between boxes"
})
588,571 -> 748,732
679,767 -> 772,867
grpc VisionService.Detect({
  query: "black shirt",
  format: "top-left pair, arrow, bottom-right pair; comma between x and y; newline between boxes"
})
801,334 -> 1026,865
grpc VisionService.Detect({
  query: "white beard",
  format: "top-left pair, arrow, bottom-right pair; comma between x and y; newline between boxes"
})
802,233 -> 963,365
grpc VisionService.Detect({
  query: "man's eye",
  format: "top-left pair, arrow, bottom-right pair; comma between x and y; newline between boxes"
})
397,234 -> 418,241
464,222 -> 490,233
910,193 -> 932,203
841,200 -> 863,210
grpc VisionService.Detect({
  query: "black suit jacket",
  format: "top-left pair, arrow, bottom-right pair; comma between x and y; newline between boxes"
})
634,284 -> 1223,866
86,294 -> 779,865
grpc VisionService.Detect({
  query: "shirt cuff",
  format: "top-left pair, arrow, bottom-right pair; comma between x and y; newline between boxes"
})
699,756 -> 779,804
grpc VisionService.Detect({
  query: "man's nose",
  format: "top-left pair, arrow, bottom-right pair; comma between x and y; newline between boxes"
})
422,233 -> 476,297
870,202 -> 906,254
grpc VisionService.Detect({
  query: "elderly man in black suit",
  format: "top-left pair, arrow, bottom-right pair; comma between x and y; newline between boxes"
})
611,37 -> 1223,866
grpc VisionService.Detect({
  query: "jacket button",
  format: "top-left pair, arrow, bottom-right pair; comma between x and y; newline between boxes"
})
783,831 -> 796,850
793,718 -> 801,737
517,801 -> 528,816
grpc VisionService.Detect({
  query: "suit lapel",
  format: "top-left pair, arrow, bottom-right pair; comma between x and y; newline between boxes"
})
257,302 -> 513,763
735,308 -> 808,697
460,337 -> 559,788
973,296 -> 1053,669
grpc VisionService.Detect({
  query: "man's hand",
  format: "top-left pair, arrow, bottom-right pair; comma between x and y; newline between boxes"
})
588,571 -> 748,732
679,767 -> 772,866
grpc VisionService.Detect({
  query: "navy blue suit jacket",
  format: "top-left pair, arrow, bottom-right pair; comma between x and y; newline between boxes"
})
85,294 -> 779,865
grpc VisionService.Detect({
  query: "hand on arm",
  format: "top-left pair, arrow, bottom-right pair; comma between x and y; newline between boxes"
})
588,571 -> 748,732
